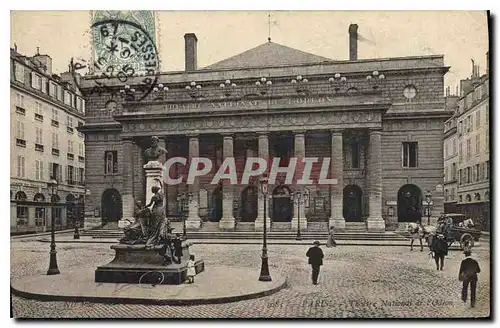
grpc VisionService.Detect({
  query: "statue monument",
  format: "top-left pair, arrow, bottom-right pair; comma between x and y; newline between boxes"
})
95,137 -> 204,285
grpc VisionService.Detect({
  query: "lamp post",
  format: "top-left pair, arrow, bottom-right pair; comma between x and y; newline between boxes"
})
177,192 -> 192,238
258,175 -> 272,282
75,189 -> 91,239
425,190 -> 432,226
47,177 -> 60,275
293,190 -> 309,241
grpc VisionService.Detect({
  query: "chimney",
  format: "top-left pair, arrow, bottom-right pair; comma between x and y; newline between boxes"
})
33,53 -> 53,75
184,33 -> 198,71
349,24 -> 358,61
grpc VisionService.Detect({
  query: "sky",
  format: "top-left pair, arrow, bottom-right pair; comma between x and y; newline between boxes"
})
10,11 -> 489,93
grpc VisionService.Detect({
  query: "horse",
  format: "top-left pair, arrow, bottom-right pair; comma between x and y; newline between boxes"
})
407,222 -> 431,251
427,232 -> 449,271
459,218 -> 475,229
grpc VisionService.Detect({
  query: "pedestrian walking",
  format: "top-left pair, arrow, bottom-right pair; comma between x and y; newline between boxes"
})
458,250 -> 481,308
186,255 -> 196,283
326,226 -> 337,247
306,240 -> 324,285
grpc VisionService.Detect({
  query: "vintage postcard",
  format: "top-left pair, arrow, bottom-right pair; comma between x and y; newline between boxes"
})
10,10 -> 490,319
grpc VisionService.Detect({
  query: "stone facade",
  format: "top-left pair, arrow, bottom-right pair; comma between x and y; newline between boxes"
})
10,48 -> 87,233
80,31 -> 451,232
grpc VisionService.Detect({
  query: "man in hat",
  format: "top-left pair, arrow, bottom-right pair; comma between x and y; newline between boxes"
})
458,249 -> 481,308
306,240 -> 324,285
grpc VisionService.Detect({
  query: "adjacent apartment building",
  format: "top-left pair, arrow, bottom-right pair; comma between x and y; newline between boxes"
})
10,47 -> 87,233
444,54 -> 490,231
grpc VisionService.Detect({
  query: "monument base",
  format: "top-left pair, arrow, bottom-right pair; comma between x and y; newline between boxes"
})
95,243 -> 205,285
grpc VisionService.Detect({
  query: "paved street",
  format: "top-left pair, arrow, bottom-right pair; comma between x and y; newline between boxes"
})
11,235 -> 490,318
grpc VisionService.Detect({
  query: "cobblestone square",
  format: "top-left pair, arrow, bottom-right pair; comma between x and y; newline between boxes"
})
11,236 -> 490,319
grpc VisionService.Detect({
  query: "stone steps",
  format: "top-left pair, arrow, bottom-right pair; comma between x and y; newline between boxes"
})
271,222 -> 291,232
345,222 -> 367,232
83,229 -> 408,241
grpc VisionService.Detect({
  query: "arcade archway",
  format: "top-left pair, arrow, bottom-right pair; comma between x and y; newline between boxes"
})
343,185 -> 363,222
240,186 -> 258,222
272,184 -> 293,222
397,184 -> 423,222
101,188 -> 122,225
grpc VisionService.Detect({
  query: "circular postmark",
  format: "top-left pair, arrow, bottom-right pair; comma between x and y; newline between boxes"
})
71,19 -> 160,105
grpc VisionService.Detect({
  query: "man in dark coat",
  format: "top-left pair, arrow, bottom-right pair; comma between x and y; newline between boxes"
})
173,233 -> 183,264
459,250 -> 481,308
306,240 -> 324,285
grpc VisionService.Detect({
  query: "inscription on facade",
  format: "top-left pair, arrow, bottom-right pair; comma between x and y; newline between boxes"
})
164,96 -> 344,111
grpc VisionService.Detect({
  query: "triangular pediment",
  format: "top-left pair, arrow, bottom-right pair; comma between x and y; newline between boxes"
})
205,41 -> 333,70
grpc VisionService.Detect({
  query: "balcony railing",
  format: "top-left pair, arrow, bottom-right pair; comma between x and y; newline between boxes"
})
67,153 -> 74,160
78,156 -> 85,163
35,113 -> 43,121
15,106 -> 26,115
67,127 -> 74,134
35,143 -> 44,152
52,148 -> 60,156
51,120 -> 59,127
16,138 -> 26,147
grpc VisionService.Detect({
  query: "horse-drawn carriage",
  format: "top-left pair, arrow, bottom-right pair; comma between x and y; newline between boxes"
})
436,213 -> 482,250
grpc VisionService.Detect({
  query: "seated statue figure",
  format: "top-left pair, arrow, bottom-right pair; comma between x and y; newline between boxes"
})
119,201 -> 151,245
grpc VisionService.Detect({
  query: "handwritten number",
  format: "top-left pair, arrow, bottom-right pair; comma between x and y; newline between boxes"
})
100,25 -> 109,37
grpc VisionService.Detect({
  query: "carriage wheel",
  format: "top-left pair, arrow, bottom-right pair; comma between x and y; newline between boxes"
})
447,240 -> 454,248
460,234 -> 474,250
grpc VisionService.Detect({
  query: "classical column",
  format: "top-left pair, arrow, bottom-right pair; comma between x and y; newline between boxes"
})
256,132 -> 271,231
366,129 -> 385,232
186,134 -> 201,229
329,130 -> 346,231
292,130 -> 307,231
119,137 -> 135,228
220,133 -> 236,230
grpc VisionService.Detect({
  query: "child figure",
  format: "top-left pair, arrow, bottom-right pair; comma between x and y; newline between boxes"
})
187,255 -> 196,283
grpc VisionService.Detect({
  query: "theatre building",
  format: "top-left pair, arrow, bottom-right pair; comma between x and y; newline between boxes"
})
80,24 -> 451,232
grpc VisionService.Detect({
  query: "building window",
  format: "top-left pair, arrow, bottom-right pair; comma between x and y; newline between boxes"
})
444,143 -> 448,159
15,93 -> 25,109
458,143 -> 462,163
469,115 -> 473,132
49,82 -> 57,97
35,127 -> 43,145
64,90 -> 71,105
485,160 -> 489,179
14,62 -> 24,83
52,132 -> 59,149
68,140 -> 74,154
402,142 -> 418,168
466,194 -> 472,202
16,121 -> 25,140
351,140 -> 360,169
35,160 -> 44,181
467,167 -> 472,184
444,189 -> 449,202
485,104 -> 489,123
452,163 -> 456,180
78,143 -> 84,157
15,191 -> 28,223
451,188 -> 455,201
105,151 -> 118,174
31,72 -> 42,90
452,139 -> 457,155
51,163 -> 62,183
475,134 -> 480,155
475,163 -> 480,182
16,155 -> 25,177
466,139 -> 471,161
67,165 -> 75,184
67,116 -> 73,127
444,166 -> 449,182
485,129 -> 489,153
79,167 -> 85,185
34,193 -> 46,227
459,195 -> 463,203
476,111 -> 481,129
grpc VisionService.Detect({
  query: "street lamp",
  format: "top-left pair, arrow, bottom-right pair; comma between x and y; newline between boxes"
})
177,192 -> 192,238
75,189 -> 91,239
258,175 -> 272,282
47,177 -> 60,275
293,190 -> 309,241
425,190 -> 433,226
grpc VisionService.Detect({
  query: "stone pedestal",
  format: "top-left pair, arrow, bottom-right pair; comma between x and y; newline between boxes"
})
254,218 -> 271,232
291,217 -> 308,231
219,217 -> 236,230
95,242 -> 205,285
329,218 -> 346,231
367,219 -> 386,232
143,160 -> 164,202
